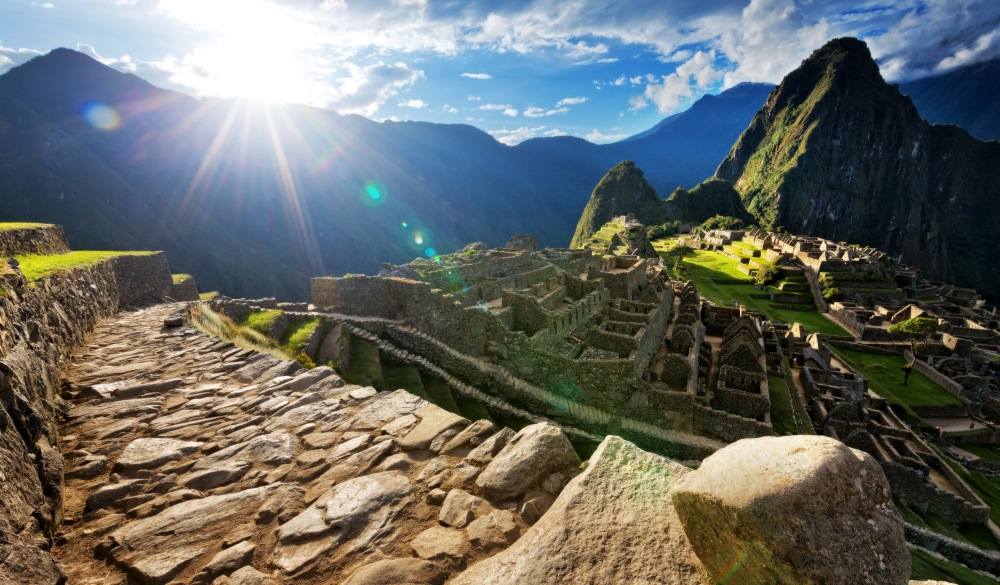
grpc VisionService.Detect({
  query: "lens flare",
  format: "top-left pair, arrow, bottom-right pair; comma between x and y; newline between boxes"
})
424,247 -> 437,257
360,181 -> 386,207
402,222 -> 408,228
415,234 -> 424,245
83,103 -> 121,131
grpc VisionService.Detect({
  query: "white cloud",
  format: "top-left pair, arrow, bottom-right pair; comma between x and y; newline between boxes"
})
555,97 -> 587,106
76,44 -> 138,72
461,72 -> 492,79
584,128 -> 629,143
467,95 -> 481,101
638,49 -> 723,114
0,45 -> 43,73
443,104 -> 458,113
523,106 -> 569,117
503,107 -> 518,117
488,125 -> 547,145
544,128 -> 567,137
479,103 -> 511,111
398,99 -> 426,108
935,26 -> 1000,72
41,2 -> 55,8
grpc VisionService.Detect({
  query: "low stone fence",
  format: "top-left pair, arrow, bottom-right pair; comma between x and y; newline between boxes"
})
905,524 -> 1000,576
170,274 -> 199,301
904,350 -> 964,397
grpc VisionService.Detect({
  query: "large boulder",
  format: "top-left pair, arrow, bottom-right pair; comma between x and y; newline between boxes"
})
671,435 -> 909,585
474,422 -> 580,502
451,435 -> 712,585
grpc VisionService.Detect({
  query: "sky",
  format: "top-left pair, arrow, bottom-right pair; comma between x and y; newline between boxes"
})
2,0 -> 999,145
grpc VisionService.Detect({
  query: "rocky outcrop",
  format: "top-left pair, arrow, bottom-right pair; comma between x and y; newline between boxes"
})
569,160 -> 668,248
451,435 -> 712,584
716,37 -> 1000,303
672,435 -> 910,585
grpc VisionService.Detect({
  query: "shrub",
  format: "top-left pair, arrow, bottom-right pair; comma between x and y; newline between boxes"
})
754,261 -> 782,286
699,215 -> 744,231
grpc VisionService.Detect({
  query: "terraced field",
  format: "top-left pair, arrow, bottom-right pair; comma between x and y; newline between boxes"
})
659,245 -> 848,337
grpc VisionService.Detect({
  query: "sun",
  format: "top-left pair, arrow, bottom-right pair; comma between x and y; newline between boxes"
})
159,0 -> 323,104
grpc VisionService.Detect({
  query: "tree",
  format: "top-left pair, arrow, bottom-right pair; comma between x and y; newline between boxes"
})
754,261 -> 782,286
887,317 -> 938,383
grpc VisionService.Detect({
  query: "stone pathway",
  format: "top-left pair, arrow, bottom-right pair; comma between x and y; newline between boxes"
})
52,303 -> 580,585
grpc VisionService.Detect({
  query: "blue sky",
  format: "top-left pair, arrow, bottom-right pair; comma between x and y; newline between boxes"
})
2,0 -> 999,144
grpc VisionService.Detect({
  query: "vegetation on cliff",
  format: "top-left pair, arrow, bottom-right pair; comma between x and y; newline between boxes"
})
716,37 -> 1000,303
571,162 -> 750,249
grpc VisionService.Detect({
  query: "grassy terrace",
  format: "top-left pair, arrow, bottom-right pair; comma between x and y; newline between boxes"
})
768,373 -> 797,435
0,222 -> 53,231
896,499 -> 1000,551
14,251 -> 155,283
911,548 -> 1000,584
829,347 -> 963,413
669,247 -> 848,336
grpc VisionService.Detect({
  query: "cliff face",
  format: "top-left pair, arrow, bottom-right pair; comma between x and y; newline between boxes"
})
664,178 -> 751,226
716,37 -> 1000,301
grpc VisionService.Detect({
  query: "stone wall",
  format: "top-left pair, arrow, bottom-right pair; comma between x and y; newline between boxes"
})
903,350 -> 964,397
692,404 -> 775,443
0,262 -> 124,581
170,274 -> 199,301
905,523 -> 1000,576
110,253 -> 174,307
0,225 -> 70,256
882,462 -> 990,524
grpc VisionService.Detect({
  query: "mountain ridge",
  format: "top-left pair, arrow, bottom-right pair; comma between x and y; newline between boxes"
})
716,37 -> 1000,303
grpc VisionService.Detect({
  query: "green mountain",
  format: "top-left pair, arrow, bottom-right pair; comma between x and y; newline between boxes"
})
716,37 -> 1000,303
664,178 -> 751,226
570,161 -> 749,248
570,161 -> 667,248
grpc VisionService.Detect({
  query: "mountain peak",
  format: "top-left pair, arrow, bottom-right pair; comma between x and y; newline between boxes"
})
569,160 -> 663,248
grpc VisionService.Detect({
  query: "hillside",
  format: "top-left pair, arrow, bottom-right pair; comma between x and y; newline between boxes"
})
0,50 -> 774,300
716,37 -> 1000,303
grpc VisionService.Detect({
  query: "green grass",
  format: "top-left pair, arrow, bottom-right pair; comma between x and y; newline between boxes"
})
768,373 -> 796,435
830,347 -> 963,411
423,376 -> 462,413
343,335 -> 384,389
935,448 -> 1000,527
172,273 -> 192,285
675,249 -> 848,336
910,547 -> 1000,584
897,499 -> 1000,551
0,222 -> 52,231
237,309 -> 283,335
14,251 -> 154,283
958,444 -> 1000,462
279,316 -> 320,353
199,291 -> 219,300
382,364 -> 428,399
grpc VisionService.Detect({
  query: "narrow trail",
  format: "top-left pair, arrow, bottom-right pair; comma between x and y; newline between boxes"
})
49,302 -> 558,585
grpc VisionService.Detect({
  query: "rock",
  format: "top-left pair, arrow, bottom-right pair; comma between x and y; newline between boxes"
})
0,543 -> 68,585
465,428 -> 514,466
105,484 -> 289,584
671,435 -> 909,585
181,459 -> 253,491
113,438 -> 203,476
193,540 -> 256,583
396,405 -> 469,451
516,490 -> 554,525
273,472 -> 413,574
410,526 -> 468,561
440,419 -> 497,455
346,390 -> 426,430
342,557 -> 446,585
66,454 -> 108,480
451,435 -> 711,585
475,423 -> 579,502
163,315 -> 185,328
466,509 -> 519,552
438,489 -> 480,528
193,432 -> 298,469
227,566 -> 278,585
85,479 -> 144,512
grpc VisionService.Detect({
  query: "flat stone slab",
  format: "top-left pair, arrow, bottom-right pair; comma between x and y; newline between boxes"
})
113,438 -> 203,476
397,404 -> 469,451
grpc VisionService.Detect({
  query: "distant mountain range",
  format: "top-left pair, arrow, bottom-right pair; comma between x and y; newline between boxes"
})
717,37 -> 1000,303
0,47 -> 998,300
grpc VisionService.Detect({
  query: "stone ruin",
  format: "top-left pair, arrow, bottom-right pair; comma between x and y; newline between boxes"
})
0,222 -> 941,584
